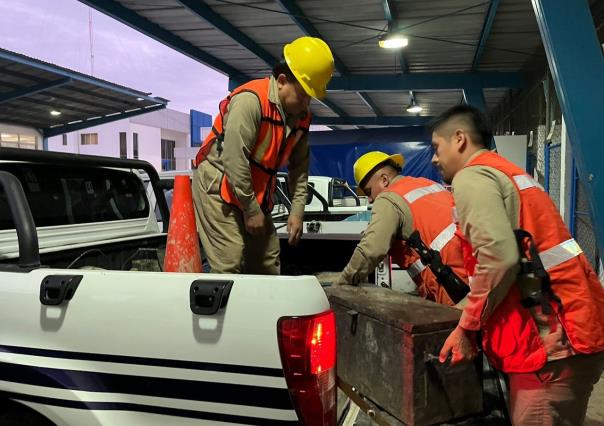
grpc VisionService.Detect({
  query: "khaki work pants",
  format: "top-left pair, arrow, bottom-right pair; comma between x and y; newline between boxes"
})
508,352 -> 604,426
192,161 -> 280,274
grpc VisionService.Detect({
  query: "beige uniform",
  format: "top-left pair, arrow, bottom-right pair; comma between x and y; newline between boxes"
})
335,176 -> 413,286
192,76 -> 309,274
453,149 -> 604,425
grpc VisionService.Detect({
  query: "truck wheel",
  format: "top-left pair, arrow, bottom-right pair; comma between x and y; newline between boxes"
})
0,400 -> 55,426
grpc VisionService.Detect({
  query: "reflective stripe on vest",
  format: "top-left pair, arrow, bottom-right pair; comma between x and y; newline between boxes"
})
403,183 -> 446,203
511,174 -> 581,269
540,238 -> 583,271
407,222 -> 457,279
431,223 -> 457,252
460,151 -> 604,373
513,175 -> 538,190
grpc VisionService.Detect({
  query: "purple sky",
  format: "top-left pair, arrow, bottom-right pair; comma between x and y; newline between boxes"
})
0,0 -> 228,116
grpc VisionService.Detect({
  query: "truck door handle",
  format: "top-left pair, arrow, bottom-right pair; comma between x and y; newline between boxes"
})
40,275 -> 83,305
190,280 -> 233,315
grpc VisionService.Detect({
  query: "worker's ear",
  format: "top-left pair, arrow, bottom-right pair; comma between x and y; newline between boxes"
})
454,129 -> 468,153
381,172 -> 390,187
276,74 -> 288,88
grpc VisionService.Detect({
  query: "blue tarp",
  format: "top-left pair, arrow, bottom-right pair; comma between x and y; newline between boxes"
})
307,127 -> 440,185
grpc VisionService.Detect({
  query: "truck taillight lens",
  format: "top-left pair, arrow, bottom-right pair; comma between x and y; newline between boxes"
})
278,311 -> 337,426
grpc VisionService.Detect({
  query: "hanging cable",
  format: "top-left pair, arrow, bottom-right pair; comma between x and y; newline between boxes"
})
210,0 -> 539,57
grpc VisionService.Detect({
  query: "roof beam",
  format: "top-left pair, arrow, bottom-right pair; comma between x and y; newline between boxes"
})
0,66 -> 154,109
177,0 -> 277,67
0,47 -> 167,105
532,0 -> 604,258
316,98 -> 349,118
382,0 -> 408,73
7,95 -> 107,117
0,70 -> 143,110
312,116 -> 433,126
0,77 -> 72,104
357,92 -> 384,116
463,84 -> 487,111
383,0 -> 417,120
43,104 -> 167,138
275,0 -> 349,74
472,0 -> 501,70
275,0 -> 351,119
78,0 -> 244,79
328,72 -> 526,91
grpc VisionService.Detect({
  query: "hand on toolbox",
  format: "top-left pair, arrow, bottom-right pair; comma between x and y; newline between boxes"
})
439,325 -> 478,366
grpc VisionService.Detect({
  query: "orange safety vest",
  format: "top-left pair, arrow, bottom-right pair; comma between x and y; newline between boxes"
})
460,151 -> 604,373
194,78 -> 312,213
385,177 -> 469,306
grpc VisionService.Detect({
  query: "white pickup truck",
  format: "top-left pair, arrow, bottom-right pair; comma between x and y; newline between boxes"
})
144,170 -> 369,224
273,173 -> 369,222
0,148 -> 336,426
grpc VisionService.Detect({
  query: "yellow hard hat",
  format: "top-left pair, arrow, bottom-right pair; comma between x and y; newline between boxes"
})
283,37 -> 334,99
353,151 -> 405,186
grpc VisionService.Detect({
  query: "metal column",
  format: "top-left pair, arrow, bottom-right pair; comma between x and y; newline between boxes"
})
463,84 -> 494,148
532,0 -> 604,252
462,84 -> 487,112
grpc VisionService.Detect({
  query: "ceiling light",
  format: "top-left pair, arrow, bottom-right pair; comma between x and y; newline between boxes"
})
406,104 -> 422,113
378,33 -> 409,49
136,97 -> 144,101
50,110 -> 62,116
406,97 -> 423,114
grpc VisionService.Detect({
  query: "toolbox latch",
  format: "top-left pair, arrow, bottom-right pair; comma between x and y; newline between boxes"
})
347,309 -> 359,335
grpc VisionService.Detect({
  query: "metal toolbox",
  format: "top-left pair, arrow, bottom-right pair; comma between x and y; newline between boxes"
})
326,286 -> 483,425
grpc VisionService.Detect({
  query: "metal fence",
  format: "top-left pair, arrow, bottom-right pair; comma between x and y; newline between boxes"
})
544,143 -> 562,210
570,160 -> 600,272
542,138 -> 600,275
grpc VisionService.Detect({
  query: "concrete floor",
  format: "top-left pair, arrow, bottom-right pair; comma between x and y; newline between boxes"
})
585,373 -> 604,425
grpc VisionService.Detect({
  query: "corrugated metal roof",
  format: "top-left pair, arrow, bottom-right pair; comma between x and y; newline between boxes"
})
0,47 -> 168,136
80,0 -> 564,126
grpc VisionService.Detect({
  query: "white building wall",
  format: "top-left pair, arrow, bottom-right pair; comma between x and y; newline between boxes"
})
46,109 -> 191,172
161,128 -> 189,170
48,119 -> 129,158
0,123 -> 43,149
131,123 -> 162,171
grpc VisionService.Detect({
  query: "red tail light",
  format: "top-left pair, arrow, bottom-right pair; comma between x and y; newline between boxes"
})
278,310 -> 337,426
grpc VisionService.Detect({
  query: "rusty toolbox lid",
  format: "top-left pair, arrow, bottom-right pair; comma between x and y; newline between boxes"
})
325,285 -> 461,333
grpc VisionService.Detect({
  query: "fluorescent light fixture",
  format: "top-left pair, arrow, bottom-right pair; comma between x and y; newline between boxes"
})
379,33 -> 409,49
50,110 -> 61,116
406,96 -> 423,114
406,104 -> 422,113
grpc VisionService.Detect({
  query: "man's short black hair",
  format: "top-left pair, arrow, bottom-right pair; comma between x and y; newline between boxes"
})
272,61 -> 296,83
429,104 -> 493,149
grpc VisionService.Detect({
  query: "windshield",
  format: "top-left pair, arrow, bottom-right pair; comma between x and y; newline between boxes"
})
0,163 -> 149,230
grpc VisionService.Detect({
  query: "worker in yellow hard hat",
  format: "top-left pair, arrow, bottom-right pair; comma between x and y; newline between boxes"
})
334,151 -> 470,308
192,37 -> 334,274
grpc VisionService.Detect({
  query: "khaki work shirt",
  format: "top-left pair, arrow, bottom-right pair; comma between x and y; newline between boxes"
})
203,76 -> 309,218
335,176 -> 414,286
454,149 -> 572,360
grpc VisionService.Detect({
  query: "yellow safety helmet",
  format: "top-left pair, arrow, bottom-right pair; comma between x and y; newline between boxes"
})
283,37 -> 334,99
353,151 -> 405,186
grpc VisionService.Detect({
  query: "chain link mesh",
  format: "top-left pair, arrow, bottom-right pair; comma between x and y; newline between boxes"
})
547,144 -> 561,210
575,180 -> 599,270
535,125 -> 546,184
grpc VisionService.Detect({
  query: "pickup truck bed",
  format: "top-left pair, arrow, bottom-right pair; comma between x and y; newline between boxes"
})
0,148 -> 336,426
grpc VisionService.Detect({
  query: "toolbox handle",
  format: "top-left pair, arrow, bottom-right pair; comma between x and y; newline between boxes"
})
346,309 -> 358,335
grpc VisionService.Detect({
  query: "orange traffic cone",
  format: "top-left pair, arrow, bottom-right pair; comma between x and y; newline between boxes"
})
164,175 -> 203,273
